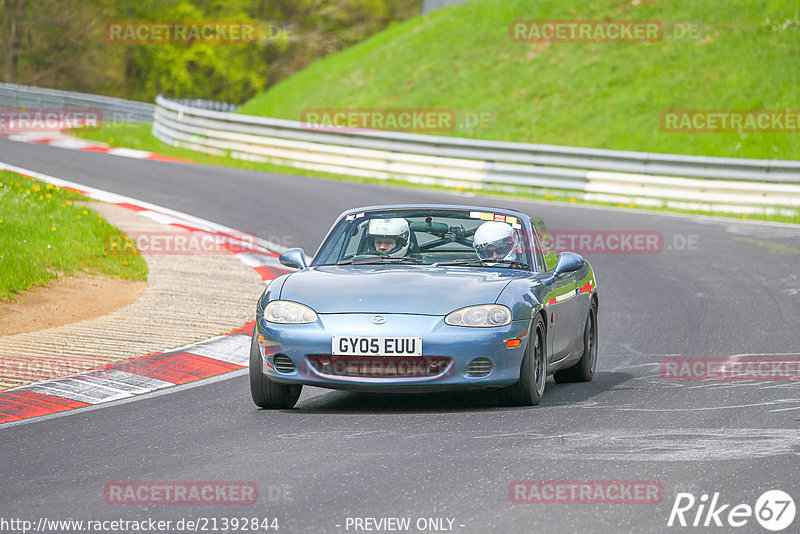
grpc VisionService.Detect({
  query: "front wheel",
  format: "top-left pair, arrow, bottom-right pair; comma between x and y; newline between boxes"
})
554,299 -> 598,383
498,315 -> 546,406
249,329 -> 302,409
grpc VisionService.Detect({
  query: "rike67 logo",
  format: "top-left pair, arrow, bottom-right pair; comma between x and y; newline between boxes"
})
668,490 -> 795,531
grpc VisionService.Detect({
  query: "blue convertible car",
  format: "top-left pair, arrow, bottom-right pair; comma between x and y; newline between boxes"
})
250,205 -> 598,408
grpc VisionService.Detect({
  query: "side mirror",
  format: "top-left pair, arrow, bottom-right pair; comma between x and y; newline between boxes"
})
542,252 -> 585,285
279,248 -> 308,270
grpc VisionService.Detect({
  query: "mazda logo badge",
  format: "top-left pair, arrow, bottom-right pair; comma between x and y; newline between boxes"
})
372,315 -> 386,325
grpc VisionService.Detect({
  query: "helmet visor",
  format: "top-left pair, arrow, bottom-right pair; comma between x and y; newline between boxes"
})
475,239 -> 513,260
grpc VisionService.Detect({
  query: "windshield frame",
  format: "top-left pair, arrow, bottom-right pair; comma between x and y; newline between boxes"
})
311,206 -> 540,272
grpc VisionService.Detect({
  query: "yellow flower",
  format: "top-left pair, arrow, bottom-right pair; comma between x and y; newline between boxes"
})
25,189 -> 30,194
66,201 -> 71,205
46,193 -> 52,199
569,197 -> 576,203
51,226 -> 56,231
122,260 -> 128,265
82,209 -> 88,215
39,195 -> 44,200
32,185 -> 41,192
46,184 -> 53,190
111,242 -> 118,248
76,215 -> 81,219
0,219 -> 3,223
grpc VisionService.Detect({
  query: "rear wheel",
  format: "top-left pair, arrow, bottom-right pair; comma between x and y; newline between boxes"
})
554,299 -> 597,383
498,315 -> 546,406
249,329 -> 302,409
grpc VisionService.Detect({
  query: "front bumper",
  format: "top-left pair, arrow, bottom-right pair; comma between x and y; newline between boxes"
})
255,313 -> 530,392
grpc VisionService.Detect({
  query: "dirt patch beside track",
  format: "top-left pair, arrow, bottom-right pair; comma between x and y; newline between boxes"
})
0,275 -> 146,336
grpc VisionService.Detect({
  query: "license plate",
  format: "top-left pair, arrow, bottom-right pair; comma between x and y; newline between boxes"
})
331,336 -> 422,356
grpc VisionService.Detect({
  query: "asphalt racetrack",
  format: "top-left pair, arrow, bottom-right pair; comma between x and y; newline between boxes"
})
1,138 -> 798,533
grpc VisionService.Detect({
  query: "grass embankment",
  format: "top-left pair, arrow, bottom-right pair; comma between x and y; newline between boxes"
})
74,0 -> 800,224
239,0 -> 799,160
0,171 -> 147,301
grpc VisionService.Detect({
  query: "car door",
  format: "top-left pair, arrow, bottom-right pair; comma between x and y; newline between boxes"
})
532,218 -> 587,361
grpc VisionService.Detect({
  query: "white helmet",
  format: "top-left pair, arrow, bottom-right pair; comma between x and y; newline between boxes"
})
367,218 -> 410,257
473,221 -> 515,260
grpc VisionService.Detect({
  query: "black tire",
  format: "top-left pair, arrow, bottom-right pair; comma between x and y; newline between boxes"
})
554,299 -> 598,383
498,315 -> 546,406
249,329 -> 302,409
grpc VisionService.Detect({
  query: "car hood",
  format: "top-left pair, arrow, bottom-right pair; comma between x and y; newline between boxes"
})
279,265 -> 526,314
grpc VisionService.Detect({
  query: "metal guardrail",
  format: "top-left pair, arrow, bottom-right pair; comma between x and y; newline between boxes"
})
0,82 -> 154,123
152,95 -> 800,215
168,99 -> 238,113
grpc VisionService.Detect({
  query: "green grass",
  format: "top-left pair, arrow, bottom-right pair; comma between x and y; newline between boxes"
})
238,0 -> 800,160
0,171 -> 148,302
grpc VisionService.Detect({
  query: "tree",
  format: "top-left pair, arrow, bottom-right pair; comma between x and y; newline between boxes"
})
0,0 -> 420,102
1,0 -> 26,82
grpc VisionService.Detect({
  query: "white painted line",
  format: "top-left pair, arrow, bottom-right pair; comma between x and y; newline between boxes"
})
138,210 -> 192,226
107,147 -> 153,158
73,369 -> 174,394
235,252 -> 285,269
6,133 -> 57,142
26,380 -> 131,404
188,335 -> 251,367
47,139 -> 97,149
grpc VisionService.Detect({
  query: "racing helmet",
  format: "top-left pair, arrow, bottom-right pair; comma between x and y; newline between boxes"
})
473,221 -> 515,260
367,218 -> 410,257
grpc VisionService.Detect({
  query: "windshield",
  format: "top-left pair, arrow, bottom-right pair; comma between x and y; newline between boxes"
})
313,208 -> 534,270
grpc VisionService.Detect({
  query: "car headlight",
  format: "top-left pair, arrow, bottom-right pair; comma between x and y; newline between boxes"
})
445,304 -> 512,327
264,300 -> 318,324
